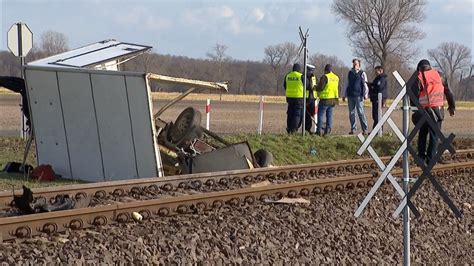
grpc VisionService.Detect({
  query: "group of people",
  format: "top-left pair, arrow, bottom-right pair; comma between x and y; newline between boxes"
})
284,58 -> 388,136
284,58 -> 456,164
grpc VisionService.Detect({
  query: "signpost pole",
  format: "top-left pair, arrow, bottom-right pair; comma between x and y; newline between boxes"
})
7,22 -> 34,176
402,93 -> 410,266
8,22 -> 33,139
297,28 -> 309,136
378,92 -> 383,136
18,23 -> 25,139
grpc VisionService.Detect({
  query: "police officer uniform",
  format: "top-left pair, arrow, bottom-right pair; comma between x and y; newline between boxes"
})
284,63 -> 304,133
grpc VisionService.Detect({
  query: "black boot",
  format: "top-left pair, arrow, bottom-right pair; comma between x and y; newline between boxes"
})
324,128 -> 331,136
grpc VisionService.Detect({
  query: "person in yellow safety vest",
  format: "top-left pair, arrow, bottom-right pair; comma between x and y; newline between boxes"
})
411,59 -> 455,164
283,63 -> 313,133
305,64 -> 317,133
315,64 -> 339,136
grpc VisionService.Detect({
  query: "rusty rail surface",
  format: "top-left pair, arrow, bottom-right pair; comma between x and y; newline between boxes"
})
0,161 -> 472,241
1,150 -> 472,208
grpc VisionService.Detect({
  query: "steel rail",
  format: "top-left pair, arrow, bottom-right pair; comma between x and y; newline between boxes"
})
0,156 -> 386,207
1,149 -> 472,208
0,161 -> 472,241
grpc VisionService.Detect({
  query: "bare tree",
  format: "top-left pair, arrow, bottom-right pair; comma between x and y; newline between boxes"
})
138,51 -> 156,73
263,42 -> 298,94
332,0 -> 426,69
458,65 -> 474,100
40,31 -> 69,57
428,42 -> 472,98
206,44 -> 232,98
309,53 -> 345,73
0,51 -> 21,76
206,44 -> 231,80
308,53 -> 349,95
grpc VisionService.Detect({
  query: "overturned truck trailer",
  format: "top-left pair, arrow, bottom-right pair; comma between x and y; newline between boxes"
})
24,40 -> 268,182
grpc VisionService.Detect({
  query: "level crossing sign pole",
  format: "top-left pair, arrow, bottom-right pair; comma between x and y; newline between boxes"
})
298,27 -> 309,136
354,74 -> 412,264
7,22 -> 33,139
402,90 -> 410,266
355,70 -> 461,265
7,22 -> 34,177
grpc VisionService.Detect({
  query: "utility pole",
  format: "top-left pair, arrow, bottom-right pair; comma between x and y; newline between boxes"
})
298,27 -> 309,136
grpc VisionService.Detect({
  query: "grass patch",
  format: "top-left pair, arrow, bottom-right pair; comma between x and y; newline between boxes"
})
0,134 -> 472,191
455,101 -> 474,109
224,134 -> 402,166
0,137 -> 36,170
0,136 -> 82,191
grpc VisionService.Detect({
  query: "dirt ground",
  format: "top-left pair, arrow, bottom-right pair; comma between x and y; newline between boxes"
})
1,94 -> 473,136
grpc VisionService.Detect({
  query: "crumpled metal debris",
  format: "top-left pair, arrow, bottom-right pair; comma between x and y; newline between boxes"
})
12,186 -> 91,215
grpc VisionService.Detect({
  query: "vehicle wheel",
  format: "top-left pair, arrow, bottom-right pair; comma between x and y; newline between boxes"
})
254,149 -> 273,167
169,107 -> 202,144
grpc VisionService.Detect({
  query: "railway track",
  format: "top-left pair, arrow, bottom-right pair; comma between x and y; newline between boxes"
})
1,149 -> 472,208
0,159 -> 472,241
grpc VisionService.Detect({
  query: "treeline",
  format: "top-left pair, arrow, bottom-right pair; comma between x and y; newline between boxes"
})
121,52 -> 355,96
0,31 -> 472,100
122,53 -> 276,95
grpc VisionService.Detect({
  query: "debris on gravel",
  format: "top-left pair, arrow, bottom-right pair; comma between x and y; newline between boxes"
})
0,173 -> 471,264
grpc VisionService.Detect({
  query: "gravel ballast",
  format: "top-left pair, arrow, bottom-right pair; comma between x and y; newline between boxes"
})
0,172 -> 472,264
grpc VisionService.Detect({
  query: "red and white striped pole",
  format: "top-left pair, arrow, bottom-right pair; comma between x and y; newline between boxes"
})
313,98 -> 319,133
205,98 -> 211,130
257,96 -> 265,135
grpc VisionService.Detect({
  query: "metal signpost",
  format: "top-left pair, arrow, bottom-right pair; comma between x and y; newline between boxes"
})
378,92 -> 383,136
392,72 -> 462,219
354,71 -> 461,265
7,22 -> 33,139
297,27 -> 309,136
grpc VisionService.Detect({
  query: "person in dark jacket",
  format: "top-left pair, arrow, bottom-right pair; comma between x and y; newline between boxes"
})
411,59 -> 455,164
342,59 -> 369,135
367,66 -> 388,129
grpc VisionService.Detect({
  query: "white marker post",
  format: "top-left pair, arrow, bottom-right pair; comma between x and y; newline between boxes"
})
378,93 -> 383,136
205,98 -> 211,130
314,98 -> 319,133
257,95 -> 265,135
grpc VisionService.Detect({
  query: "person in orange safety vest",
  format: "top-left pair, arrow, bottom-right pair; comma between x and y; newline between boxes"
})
411,59 -> 455,164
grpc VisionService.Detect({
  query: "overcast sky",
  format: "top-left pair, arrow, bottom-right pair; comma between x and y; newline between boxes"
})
0,0 -> 472,66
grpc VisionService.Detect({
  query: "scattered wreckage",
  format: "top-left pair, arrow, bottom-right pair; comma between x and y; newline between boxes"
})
1,39 -> 273,183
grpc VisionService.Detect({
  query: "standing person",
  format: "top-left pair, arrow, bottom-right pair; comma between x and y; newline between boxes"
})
284,63 -> 304,134
411,59 -> 455,164
368,66 -> 388,129
305,64 -> 317,133
315,64 -> 339,136
342,59 -> 369,135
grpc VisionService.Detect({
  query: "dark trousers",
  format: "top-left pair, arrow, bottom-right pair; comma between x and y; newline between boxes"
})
418,120 -> 442,164
286,98 -> 303,134
305,98 -> 315,132
370,97 -> 386,129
